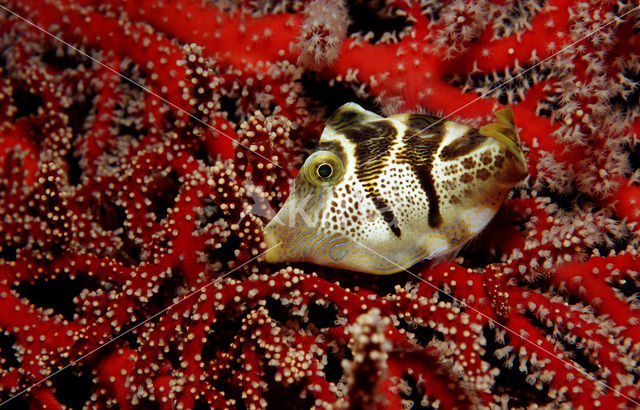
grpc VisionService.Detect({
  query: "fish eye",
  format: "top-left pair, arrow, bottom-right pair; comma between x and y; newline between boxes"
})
317,163 -> 333,179
304,151 -> 344,185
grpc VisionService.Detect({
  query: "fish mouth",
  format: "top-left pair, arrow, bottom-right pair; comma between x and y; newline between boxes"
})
262,201 -> 309,264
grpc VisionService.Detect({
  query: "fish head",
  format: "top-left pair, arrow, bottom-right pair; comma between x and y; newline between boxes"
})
263,103 -> 406,273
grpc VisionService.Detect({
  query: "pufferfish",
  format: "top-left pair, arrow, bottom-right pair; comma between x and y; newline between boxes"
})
263,103 -> 527,274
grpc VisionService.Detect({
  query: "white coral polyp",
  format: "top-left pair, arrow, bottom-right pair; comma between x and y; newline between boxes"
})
294,0 -> 348,71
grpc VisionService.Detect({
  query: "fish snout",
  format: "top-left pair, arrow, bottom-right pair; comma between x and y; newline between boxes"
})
263,218 -> 285,263
262,197 -> 314,263
262,203 -> 296,263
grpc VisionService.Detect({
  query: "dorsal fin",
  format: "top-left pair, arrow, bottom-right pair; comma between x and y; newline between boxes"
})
326,103 -> 381,131
478,107 -> 523,159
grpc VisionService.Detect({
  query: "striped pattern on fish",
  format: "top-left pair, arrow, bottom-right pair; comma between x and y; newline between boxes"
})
264,103 -> 527,274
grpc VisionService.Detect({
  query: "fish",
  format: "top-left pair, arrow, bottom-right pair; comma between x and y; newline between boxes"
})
263,102 -> 527,274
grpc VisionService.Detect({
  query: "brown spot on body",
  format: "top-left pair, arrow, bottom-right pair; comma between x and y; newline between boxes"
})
440,130 -> 487,161
476,168 -> 491,180
460,173 -> 473,184
445,164 -> 460,175
461,157 -> 476,170
402,114 -> 440,130
327,105 -> 370,130
443,180 -> 456,191
480,151 -> 492,165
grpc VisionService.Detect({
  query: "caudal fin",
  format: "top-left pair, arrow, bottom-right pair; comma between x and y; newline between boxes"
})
478,107 -> 523,160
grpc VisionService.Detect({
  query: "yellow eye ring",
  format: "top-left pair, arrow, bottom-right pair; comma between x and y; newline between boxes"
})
303,151 -> 344,185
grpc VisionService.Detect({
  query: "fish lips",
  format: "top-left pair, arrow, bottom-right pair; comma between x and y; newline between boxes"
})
262,210 -> 292,264
262,199 -> 315,264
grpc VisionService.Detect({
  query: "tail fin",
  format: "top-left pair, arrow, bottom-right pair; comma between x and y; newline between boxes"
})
478,107 -> 523,160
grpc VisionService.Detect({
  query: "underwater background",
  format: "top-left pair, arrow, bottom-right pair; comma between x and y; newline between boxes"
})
0,0 -> 639,408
